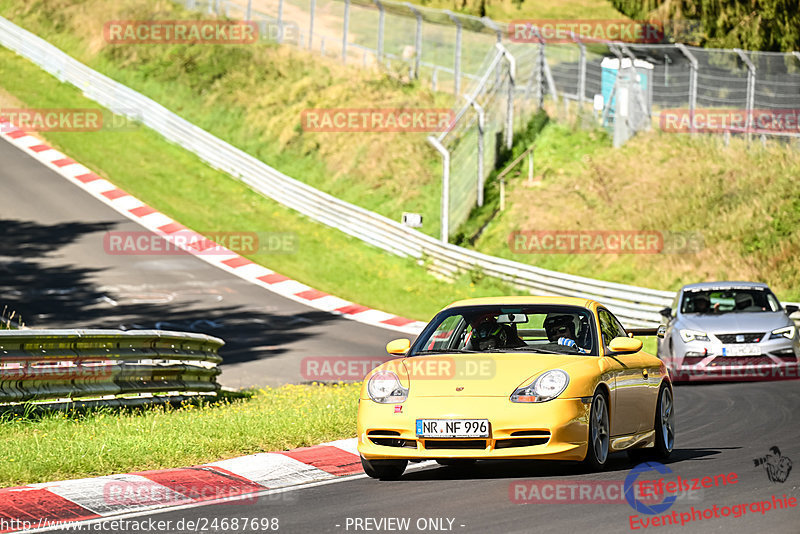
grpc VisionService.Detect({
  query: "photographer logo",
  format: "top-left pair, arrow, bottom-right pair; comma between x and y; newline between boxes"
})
753,446 -> 792,483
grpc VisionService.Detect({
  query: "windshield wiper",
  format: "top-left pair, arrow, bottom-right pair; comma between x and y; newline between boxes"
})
478,347 -> 566,354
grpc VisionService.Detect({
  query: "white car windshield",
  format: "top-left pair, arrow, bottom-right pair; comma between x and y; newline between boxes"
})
681,288 -> 781,314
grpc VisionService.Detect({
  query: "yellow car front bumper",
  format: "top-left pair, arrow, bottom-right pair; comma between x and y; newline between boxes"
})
357,396 -> 591,461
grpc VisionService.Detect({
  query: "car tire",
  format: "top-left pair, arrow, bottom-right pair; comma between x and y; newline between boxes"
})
584,390 -> 610,470
435,459 -> 477,467
627,384 -> 675,462
652,385 -> 675,459
360,456 -> 407,480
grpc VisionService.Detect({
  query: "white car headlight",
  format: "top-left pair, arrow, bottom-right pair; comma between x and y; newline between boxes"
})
511,369 -> 569,403
679,329 -> 710,343
367,371 -> 408,404
770,326 -> 796,340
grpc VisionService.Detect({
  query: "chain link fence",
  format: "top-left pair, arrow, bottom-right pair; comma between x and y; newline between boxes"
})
176,0 -> 800,238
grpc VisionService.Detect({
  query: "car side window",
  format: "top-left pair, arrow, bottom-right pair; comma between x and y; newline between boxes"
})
426,315 -> 465,351
597,308 -> 627,348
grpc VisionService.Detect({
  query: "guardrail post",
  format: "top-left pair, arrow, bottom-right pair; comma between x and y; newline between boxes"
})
497,43 -> 515,150
308,0 -> 316,50
277,0 -> 285,43
342,0 -> 350,63
428,136 -> 450,242
374,0 -> 385,62
466,96 -> 486,207
445,11 -> 463,96
676,44 -> 698,134
734,48 -> 756,142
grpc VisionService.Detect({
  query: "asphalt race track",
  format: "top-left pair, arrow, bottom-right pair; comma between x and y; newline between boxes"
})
0,137 -> 399,387
46,380 -> 800,533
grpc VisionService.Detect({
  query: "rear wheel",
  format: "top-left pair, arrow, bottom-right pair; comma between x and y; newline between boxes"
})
627,385 -> 675,462
360,456 -> 407,480
584,391 -> 610,470
653,385 -> 675,459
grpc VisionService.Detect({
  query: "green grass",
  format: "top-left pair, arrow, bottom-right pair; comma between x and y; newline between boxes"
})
0,44 -> 524,322
467,116 -> 800,302
0,384 -> 360,487
0,0 -> 453,240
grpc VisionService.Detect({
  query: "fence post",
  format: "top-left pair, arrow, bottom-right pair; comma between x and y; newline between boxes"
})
734,48 -> 756,142
574,34 -> 586,105
342,0 -> 350,63
497,43 -> 515,150
405,3 -> 423,79
466,96 -> 486,207
277,0 -> 285,43
428,136 -> 450,242
676,44 -> 698,134
374,0 -> 385,62
308,0 -> 316,50
245,0 -> 252,20
619,43 -> 649,123
445,11 -> 463,97
533,27 -> 545,109
481,17 -> 503,87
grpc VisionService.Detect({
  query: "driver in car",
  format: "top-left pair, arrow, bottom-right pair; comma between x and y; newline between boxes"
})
469,317 -> 508,350
544,314 -> 588,354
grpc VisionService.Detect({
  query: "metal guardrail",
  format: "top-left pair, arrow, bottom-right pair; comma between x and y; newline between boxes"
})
0,17 -> 795,329
0,330 -> 223,403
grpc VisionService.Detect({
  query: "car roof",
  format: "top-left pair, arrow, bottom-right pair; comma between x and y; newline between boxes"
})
680,281 -> 770,292
444,296 -> 597,309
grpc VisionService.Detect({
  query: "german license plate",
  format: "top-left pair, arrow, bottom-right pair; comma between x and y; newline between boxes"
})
722,344 -> 761,356
416,419 -> 489,438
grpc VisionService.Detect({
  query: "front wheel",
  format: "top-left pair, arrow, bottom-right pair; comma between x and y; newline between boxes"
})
361,456 -> 407,480
584,391 -> 610,470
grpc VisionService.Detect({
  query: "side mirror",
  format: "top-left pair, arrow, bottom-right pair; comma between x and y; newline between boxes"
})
386,338 -> 411,355
609,337 -> 643,355
785,305 -> 799,316
656,325 -> 666,339
659,307 -> 672,319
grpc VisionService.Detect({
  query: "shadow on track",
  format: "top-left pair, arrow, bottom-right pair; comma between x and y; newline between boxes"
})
0,218 -> 348,366
398,447 -> 731,481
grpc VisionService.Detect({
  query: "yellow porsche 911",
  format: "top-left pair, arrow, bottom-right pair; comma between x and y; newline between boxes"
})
357,296 -> 674,480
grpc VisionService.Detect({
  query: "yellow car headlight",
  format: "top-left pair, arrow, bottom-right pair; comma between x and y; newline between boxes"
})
367,370 -> 408,404
511,369 -> 569,403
